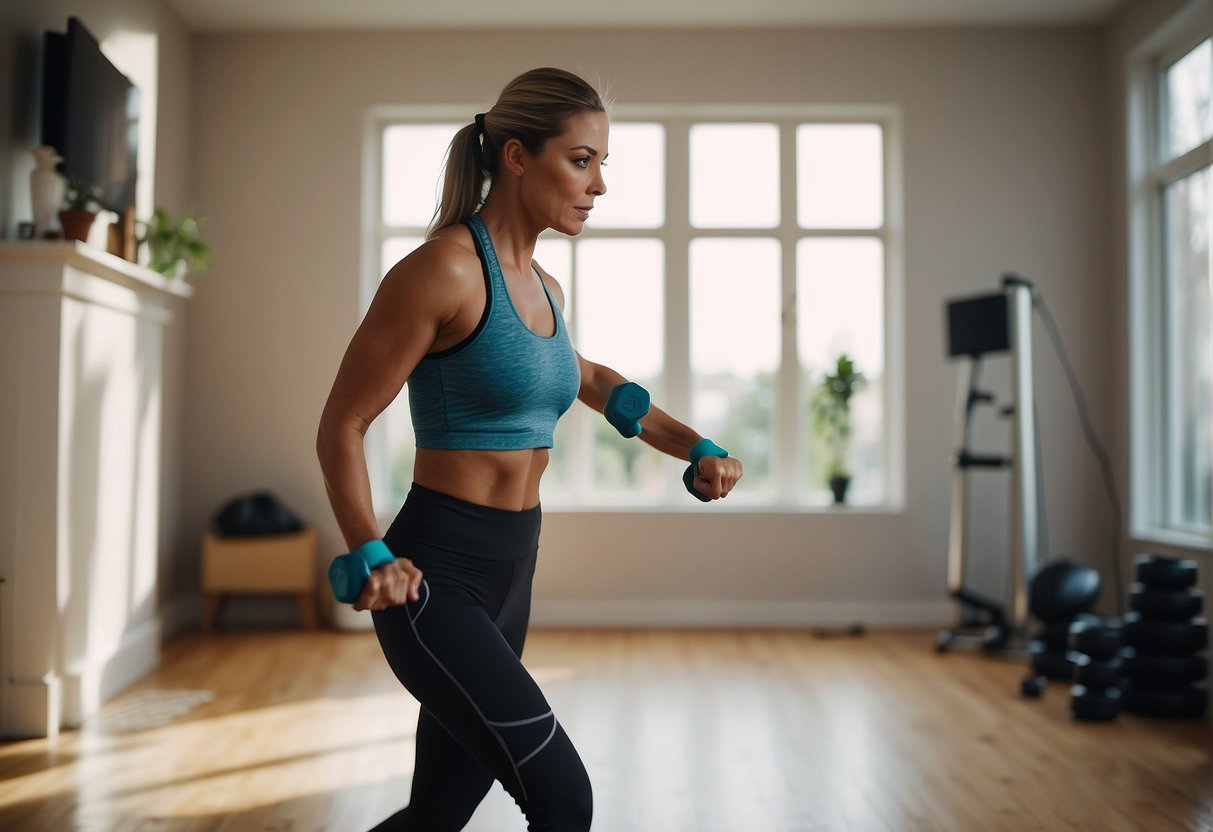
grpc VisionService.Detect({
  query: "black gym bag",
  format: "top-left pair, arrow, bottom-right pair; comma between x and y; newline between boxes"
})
212,491 -> 305,537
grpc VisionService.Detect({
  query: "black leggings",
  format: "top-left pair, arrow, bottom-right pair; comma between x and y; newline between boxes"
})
369,484 -> 592,831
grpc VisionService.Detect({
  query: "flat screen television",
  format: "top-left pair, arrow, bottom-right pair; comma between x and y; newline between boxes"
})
41,17 -> 139,214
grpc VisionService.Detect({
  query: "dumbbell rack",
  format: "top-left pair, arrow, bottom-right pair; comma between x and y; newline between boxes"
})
938,278 -> 1040,654
1023,554 -> 1208,722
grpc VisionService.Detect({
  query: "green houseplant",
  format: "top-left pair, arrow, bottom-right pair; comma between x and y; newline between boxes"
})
138,208 -> 215,278
812,354 -> 866,503
59,179 -> 100,242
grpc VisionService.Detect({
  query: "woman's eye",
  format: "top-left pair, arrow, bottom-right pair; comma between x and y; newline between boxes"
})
573,157 -> 590,168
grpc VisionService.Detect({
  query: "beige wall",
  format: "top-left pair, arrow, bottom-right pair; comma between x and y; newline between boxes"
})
185,25 -> 1119,627
1,1 -> 193,623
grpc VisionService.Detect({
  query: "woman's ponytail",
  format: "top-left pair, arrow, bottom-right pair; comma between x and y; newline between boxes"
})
428,121 -> 487,237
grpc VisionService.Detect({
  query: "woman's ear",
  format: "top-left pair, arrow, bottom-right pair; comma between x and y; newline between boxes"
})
501,137 -> 527,177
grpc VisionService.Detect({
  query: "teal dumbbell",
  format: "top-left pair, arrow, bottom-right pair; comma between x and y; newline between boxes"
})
604,382 -> 650,438
328,540 -> 396,603
684,438 -> 729,502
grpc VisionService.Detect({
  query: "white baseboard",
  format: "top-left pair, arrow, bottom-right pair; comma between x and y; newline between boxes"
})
161,594 -> 336,635
106,616 -> 162,697
60,616 -> 162,727
530,599 -> 954,629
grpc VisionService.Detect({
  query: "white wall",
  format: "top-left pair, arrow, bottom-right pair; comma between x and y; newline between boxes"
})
1,0 -> 194,627
184,25 -> 1117,627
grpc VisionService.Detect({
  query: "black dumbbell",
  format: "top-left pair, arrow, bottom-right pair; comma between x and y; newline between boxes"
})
1073,654 -> 1123,689
1129,584 -> 1203,620
1135,554 -> 1198,591
1031,648 -> 1078,681
1121,613 -> 1208,655
1122,683 -> 1209,719
1069,620 -> 1122,660
1070,684 -> 1121,722
1021,674 -> 1047,698
1031,612 -> 1102,653
1121,648 -> 1207,687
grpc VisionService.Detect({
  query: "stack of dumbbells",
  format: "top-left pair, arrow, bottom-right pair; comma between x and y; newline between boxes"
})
1068,618 -> 1124,721
1120,554 -> 1208,719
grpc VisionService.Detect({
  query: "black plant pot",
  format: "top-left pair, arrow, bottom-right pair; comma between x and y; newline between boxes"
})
829,475 -> 851,504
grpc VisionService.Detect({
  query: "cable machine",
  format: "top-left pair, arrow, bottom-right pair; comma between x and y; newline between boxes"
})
937,276 -> 1041,653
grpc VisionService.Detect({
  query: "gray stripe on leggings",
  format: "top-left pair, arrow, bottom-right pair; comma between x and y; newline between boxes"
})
405,579 -> 530,801
487,710 -> 553,727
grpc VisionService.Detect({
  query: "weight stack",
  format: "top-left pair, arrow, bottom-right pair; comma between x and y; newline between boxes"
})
1121,554 -> 1208,719
1068,619 -> 1123,721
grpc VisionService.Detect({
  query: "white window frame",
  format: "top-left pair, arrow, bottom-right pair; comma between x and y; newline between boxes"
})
362,104 -> 905,516
1127,4 -> 1213,550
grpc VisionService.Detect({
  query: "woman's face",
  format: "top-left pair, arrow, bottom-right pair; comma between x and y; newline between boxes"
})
520,111 -> 609,235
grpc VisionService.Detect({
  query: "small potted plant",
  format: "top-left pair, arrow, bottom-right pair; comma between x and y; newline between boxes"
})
137,208 -> 215,278
59,179 -> 100,242
812,354 -> 866,504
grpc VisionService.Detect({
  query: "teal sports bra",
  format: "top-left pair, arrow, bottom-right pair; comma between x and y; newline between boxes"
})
407,215 -> 581,450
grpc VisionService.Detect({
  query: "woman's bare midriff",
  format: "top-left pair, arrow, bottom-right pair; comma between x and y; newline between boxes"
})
412,447 -> 550,511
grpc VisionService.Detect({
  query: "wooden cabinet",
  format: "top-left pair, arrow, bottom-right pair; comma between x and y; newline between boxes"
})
201,529 -> 319,632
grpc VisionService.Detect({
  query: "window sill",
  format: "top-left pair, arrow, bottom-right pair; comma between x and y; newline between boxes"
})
1130,527 -> 1213,555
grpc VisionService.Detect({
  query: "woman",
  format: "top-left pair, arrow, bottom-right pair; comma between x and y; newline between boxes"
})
317,67 -> 743,832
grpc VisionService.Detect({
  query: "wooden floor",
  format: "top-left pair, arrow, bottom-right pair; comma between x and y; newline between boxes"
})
1,628 -> 1210,831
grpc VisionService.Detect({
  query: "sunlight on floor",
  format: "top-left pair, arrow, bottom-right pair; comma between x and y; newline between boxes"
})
0,689 -> 422,820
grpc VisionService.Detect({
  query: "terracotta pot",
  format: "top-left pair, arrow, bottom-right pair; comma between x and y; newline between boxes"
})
58,210 -> 96,242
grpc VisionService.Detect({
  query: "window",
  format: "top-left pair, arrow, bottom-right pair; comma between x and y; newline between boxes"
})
368,108 -> 900,511
1130,27 -> 1212,544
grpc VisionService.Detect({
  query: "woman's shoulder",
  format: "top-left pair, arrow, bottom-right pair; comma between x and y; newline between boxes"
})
386,225 -> 479,286
376,224 -> 483,314
402,224 -> 477,272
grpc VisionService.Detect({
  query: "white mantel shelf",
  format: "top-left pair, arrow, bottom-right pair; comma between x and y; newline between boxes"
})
0,241 -> 188,738
0,241 -> 194,313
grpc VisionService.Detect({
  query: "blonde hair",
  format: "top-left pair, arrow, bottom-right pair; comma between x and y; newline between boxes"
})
428,67 -> 606,236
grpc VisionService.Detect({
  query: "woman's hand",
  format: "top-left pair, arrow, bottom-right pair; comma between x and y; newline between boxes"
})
692,455 -> 744,500
353,558 -> 424,611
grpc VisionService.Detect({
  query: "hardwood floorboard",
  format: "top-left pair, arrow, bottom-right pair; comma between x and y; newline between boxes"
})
0,628 -> 1209,831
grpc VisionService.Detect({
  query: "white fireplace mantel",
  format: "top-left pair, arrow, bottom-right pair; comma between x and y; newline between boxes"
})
0,241 -> 191,738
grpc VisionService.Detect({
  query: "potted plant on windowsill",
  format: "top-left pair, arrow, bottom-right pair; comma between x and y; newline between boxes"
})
812,354 -> 866,504
137,208 -> 215,279
59,179 -> 100,243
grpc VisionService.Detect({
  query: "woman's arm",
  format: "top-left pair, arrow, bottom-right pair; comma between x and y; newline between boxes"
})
538,263 -> 743,499
576,354 -> 744,499
316,239 -> 476,606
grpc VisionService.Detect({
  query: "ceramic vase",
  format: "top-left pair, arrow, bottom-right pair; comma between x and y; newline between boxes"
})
30,145 -> 65,237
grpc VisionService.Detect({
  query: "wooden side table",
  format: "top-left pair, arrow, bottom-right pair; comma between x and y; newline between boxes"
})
201,528 -> 318,632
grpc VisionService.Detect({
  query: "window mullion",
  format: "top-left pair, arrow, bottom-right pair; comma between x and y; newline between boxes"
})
778,121 -> 801,500
569,240 -> 593,502
667,120 -> 692,446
